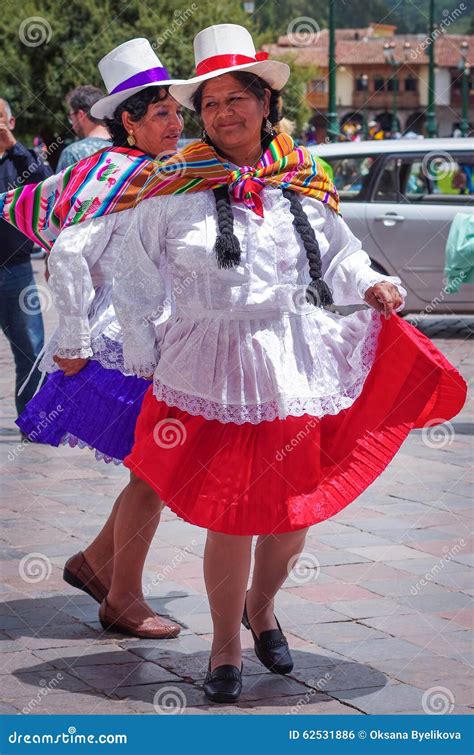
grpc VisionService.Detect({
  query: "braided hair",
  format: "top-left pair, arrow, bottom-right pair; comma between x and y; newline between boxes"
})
282,189 -> 333,307
194,72 -> 332,306
211,185 -> 332,307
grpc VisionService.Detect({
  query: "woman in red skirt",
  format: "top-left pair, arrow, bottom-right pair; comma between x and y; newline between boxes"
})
112,24 -> 467,703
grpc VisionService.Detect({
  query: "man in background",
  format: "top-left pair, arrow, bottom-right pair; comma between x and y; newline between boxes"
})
0,97 -> 52,418
56,85 -> 111,171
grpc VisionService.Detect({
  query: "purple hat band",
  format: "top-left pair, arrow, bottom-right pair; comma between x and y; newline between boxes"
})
110,66 -> 171,95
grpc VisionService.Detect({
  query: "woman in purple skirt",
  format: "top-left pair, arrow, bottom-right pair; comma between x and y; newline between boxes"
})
16,39 -> 185,639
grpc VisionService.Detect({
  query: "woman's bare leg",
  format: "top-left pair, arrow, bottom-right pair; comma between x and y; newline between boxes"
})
104,472 -> 169,625
204,531 -> 253,670
246,528 -> 309,636
81,489 -> 125,590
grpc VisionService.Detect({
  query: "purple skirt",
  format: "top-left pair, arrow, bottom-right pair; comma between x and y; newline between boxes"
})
16,360 -> 150,464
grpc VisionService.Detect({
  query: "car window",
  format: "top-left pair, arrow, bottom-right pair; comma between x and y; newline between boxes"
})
372,154 -> 474,203
372,158 -> 401,202
403,155 -> 474,201
321,156 -> 377,200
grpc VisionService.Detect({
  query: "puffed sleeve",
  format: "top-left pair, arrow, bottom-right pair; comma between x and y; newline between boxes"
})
306,200 -> 407,308
47,214 -> 118,358
113,197 -> 169,377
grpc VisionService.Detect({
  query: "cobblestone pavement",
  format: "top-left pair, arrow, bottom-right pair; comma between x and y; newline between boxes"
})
0,264 -> 472,716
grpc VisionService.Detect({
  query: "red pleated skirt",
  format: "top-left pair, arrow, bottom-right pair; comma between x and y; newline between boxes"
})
124,314 -> 467,535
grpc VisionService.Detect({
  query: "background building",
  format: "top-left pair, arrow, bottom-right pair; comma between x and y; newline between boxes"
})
265,24 -> 474,138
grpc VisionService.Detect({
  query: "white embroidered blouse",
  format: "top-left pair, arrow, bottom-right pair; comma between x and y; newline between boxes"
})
113,188 -> 407,424
42,210 -> 132,373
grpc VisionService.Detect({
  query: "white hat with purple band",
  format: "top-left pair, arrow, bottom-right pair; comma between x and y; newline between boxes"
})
90,38 -> 183,119
169,24 -> 290,110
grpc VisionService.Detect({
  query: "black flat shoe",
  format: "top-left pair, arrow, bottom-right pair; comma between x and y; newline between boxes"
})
242,594 -> 294,675
203,662 -> 243,703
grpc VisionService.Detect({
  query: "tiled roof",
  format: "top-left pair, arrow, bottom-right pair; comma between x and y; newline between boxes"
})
264,30 -> 474,69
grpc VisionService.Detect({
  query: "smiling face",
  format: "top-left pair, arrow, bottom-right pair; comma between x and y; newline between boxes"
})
199,73 -> 270,161
121,92 -> 184,157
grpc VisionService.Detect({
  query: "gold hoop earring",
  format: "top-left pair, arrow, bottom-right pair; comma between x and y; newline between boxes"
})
127,131 -> 136,147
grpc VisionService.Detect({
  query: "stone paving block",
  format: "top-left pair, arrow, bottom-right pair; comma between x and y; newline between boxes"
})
307,549 -> 372,567
322,563 -> 412,583
435,607 -> 473,629
325,637 -> 429,664
397,592 -> 471,612
388,557 -> 471,576
329,680 -> 430,714
357,577 -> 451,598
274,601 -> 349,627
115,681 -> 219,712
288,583 -> 379,603
346,544 -> 432,561
359,613 -> 457,636
3,668 -> 90,698
12,691 -> 126,716
0,650 -> 48,675
3,626 -> 103,650
69,660 -> 181,692
32,645 -> 142,670
290,661 -> 387,692
238,673 -> 309,702
326,598 -> 415,620
314,533 -> 395,548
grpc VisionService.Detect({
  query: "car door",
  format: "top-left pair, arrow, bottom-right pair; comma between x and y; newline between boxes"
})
365,150 -> 474,308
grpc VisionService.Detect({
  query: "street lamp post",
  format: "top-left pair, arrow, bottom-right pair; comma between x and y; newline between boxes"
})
361,74 -> 369,138
327,0 -> 339,141
384,40 -> 411,137
426,0 -> 438,137
459,41 -> 470,137
384,42 -> 398,135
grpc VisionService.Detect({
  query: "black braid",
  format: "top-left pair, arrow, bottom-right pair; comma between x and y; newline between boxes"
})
213,186 -> 241,269
282,189 -> 333,308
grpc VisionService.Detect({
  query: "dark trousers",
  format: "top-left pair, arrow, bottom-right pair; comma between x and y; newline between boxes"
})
0,261 -> 45,416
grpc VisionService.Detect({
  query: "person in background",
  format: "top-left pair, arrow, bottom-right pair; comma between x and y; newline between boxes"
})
0,97 -> 52,418
56,86 -> 112,171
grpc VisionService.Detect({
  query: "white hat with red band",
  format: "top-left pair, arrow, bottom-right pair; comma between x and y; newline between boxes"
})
169,24 -> 290,110
90,38 -> 183,120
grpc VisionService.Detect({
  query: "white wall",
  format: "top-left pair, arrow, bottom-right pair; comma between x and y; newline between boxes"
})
336,67 -> 354,107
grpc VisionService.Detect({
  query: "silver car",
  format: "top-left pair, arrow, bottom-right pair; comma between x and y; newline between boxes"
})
310,138 -> 474,313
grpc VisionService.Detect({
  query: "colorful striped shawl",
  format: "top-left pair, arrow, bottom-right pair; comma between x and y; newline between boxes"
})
0,134 -> 339,251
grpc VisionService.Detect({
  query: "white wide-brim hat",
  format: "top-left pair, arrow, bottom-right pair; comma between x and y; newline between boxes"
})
90,38 -> 183,120
169,24 -> 290,110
